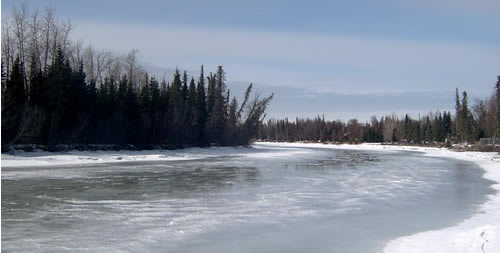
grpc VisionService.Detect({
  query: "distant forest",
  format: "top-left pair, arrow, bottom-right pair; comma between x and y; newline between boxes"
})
259,81 -> 500,145
1,6 -> 273,148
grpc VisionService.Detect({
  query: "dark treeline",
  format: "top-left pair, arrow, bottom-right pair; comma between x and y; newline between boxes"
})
259,77 -> 500,145
1,6 -> 272,148
258,112 -> 452,144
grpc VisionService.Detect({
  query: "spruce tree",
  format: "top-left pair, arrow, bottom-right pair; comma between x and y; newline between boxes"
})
158,79 -> 169,142
496,76 -> 500,141
45,48 -> 74,144
85,79 -> 98,144
188,78 -> 196,110
28,60 -> 47,106
118,74 -> 129,102
227,96 -> 239,144
461,91 -> 474,143
139,77 -> 152,112
1,57 -> 27,144
195,66 -> 208,145
168,69 -> 184,143
69,63 -> 87,119
182,71 -> 189,102
1,61 -> 6,96
403,114 -> 412,142
123,78 -> 141,144
206,73 -> 216,117
455,88 -> 461,139
443,111 -> 452,139
185,77 -> 196,143
424,117 -> 433,142
150,77 -> 161,142
207,66 -> 228,144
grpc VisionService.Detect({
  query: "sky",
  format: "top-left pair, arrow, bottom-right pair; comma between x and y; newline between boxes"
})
2,0 -> 500,121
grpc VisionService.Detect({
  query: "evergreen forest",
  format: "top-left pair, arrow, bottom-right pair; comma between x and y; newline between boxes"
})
1,7 -> 272,149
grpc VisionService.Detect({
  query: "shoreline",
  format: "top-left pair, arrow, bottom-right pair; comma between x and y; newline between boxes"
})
0,146 -> 246,168
384,147 -> 500,253
256,142 -> 500,253
0,144 -> 309,168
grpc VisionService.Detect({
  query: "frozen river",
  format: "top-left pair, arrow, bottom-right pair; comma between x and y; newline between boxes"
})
1,144 -> 495,252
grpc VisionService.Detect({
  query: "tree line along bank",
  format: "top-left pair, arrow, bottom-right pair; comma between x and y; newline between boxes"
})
258,77 -> 500,148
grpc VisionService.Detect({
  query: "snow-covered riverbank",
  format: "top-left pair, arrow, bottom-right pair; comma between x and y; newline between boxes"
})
1,144 -> 309,168
383,148 -> 500,253
256,142 -> 500,253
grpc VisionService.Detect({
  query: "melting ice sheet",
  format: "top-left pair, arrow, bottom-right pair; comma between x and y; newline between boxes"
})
1,144 -> 495,253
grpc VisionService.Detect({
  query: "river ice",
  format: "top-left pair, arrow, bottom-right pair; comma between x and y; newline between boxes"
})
1,143 -> 497,252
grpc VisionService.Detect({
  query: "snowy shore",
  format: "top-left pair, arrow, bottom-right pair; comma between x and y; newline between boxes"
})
2,142 -> 499,252
256,142 -> 500,253
1,144 -> 309,168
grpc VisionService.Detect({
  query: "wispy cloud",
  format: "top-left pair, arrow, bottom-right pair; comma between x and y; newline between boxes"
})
73,21 -> 499,96
400,0 -> 500,14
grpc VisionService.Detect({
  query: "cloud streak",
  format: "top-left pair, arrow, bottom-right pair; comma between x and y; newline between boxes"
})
72,21 -> 499,94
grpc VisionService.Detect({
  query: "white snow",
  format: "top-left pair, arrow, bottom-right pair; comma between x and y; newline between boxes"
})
1,145 -> 310,168
256,142 -> 500,253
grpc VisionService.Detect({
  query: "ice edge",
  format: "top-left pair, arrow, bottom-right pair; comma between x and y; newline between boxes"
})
256,142 -> 500,253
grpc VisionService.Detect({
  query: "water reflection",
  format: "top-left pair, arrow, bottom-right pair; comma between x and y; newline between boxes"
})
2,164 -> 260,207
286,150 -> 381,171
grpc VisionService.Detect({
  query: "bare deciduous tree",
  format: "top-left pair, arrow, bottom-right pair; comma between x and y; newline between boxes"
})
124,49 -> 142,88
2,16 -> 15,80
28,8 -> 41,73
83,45 -> 97,84
69,39 -> 84,67
12,4 -> 28,70
41,7 -> 55,72
2,5 -> 149,92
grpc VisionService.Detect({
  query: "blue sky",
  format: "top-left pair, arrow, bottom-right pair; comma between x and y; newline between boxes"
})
3,0 -> 500,121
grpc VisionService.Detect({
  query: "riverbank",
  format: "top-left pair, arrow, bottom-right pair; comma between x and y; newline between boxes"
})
384,148 -> 500,253
0,144 -> 308,168
256,142 -> 500,253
